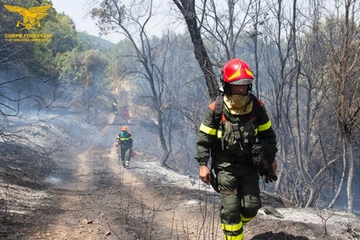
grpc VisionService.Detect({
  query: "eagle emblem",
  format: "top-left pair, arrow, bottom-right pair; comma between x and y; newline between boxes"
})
4,4 -> 53,30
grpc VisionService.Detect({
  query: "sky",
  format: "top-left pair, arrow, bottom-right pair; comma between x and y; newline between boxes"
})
50,0 -> 182,44
50,0 -> 119,43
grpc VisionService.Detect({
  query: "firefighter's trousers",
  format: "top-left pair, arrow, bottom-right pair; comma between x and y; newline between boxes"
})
217,165 -> 261,240
121,147 -> 131,167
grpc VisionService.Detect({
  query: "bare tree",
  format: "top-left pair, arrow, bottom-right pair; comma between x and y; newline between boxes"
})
259,0 -> 360,212
260,0 -> 329,207
172,0 -> 219,100
161,33 -> 210,171
0,75 -> 47,122
200,0 -> 256,62
313,0 -> 360,213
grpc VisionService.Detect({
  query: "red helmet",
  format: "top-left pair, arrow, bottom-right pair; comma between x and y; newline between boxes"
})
222,58 -> 254,85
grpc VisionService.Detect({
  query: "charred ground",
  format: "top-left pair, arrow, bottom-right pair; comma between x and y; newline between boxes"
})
0,113 -> 359,240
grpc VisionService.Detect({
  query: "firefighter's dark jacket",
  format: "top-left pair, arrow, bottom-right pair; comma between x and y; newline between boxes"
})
195,96 -> 277,166
117,131 -> 133,149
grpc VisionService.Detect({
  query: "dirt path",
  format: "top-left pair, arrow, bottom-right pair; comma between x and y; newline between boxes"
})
26,115 -> 223,240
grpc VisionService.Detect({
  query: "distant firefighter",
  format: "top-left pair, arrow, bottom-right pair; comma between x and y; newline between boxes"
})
112,99 -> 118,114
122,106 -> 130,123
116,126 -> 133,168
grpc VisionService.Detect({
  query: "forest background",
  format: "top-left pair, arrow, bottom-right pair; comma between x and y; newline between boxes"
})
1,0 -> 359,216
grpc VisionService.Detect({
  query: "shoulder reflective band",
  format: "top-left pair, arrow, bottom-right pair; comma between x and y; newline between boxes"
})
258,120 -> 271,132
199,123 -> 217,136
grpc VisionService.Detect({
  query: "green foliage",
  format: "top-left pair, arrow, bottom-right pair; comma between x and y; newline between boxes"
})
29,7 -> 80,75
43,13 -> 78,54
0,0 -> 40,69
56,49 -> 108,88
1,0 -> 116,79
1,0 -> 79,74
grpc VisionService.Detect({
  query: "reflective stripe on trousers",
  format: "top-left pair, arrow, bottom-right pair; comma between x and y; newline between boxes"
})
222,221 -> 244,240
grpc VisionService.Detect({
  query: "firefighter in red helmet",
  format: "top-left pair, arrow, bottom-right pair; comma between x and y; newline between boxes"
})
116,126 -> 133,168
195,58 -> 278,240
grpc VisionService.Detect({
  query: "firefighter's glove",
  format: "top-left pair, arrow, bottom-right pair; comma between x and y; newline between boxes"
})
265,172 -> 278,183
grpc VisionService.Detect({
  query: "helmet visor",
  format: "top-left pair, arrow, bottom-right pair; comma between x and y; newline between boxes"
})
229,79 -> 253,85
